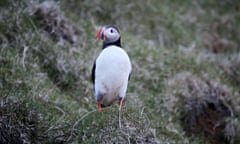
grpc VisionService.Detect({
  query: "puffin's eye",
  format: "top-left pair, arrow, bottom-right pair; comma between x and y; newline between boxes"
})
110,29 -> 113,33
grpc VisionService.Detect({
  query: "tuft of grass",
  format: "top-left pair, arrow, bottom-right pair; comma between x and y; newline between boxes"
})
223,54 -> 240,87
224,118 -> 240,144
29,1 -> 80,43
68,106 -> 158,143
164,73 -> 239,144
0,90 -> 68,144
0,96 -> 42,144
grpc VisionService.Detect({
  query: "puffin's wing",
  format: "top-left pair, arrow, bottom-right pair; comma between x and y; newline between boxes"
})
91,61 -> 96,84
128,71 -> 132,81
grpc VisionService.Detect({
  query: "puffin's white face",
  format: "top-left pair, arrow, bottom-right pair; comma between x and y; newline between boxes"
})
96,25 -> 120,43
103,27 -> 120,42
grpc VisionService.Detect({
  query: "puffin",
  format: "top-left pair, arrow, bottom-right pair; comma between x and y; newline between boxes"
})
92,25 -> 132,112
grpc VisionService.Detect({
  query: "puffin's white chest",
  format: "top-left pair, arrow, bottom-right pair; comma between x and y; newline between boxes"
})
94,46 -> 131,104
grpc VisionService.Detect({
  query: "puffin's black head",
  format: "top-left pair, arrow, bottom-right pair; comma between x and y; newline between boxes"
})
96,25 -> 121,49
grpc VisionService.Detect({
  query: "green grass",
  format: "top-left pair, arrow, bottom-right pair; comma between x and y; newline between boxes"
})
0,0 -> 240,143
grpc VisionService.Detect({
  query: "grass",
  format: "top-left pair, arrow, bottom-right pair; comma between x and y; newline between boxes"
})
0,0 -> 240,143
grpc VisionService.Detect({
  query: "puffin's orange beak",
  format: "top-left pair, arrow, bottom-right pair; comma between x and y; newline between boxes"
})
96,28 -> 103,41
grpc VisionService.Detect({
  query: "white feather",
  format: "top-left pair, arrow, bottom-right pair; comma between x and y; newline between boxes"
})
94,45 -> 131,105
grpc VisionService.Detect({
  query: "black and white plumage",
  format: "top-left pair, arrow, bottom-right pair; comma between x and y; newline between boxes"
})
92,25 -> 132,112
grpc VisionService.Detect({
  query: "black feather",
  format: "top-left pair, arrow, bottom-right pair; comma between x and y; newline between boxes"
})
102,38 -> 121,49
128,72 -> 132,81
91,61 -> 96,84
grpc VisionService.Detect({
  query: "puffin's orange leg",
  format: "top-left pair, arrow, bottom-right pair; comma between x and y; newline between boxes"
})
98,101 -> 102,112
118,99 -> 123,109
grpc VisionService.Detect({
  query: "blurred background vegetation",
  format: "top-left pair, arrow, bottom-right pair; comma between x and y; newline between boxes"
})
0,0 -> 240,143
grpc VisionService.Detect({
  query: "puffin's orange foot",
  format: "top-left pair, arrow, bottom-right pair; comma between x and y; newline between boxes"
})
118,99 -> 123,109
98,101 -> 102,112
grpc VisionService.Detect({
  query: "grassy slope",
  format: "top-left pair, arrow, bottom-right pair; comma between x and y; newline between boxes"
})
0,0 -> 240,143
